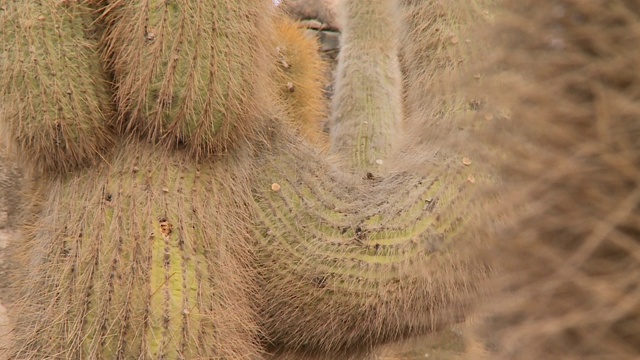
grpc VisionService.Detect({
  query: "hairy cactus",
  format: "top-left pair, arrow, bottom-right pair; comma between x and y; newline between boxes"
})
8,0 -> 640,359
10,141 -> 262,358
329,0 -> 404,171
101,0 -> 277,157
398,0 -> 474,139
274,15 -> 328,148
253,131 -> 485,357
0,0 -> 114,173
474,0 -> 640,358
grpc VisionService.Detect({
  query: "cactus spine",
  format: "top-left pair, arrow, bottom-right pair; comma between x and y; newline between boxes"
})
0,0 -> 114,173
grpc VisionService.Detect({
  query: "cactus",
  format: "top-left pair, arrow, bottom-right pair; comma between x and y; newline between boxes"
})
1,0 -> 489,358
0,0 -> 115,173
101,0 -> 278,158
398,0 -> 473,139
252,130 -> 485,356
0,0 -> 514,359
273,15 -> 328,148
9,141 -> 263,358
474,0 -> 640,358
329,0 -> 404,171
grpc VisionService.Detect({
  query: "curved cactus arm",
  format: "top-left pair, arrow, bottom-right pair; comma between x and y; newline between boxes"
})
251,132 -> 486,356
329,0 -> 404,171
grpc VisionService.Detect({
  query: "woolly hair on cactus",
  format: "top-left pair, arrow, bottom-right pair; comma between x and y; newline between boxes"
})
7,141 -> 263,359
274,14 -> 328,149
100,0 -> 278,158
0,0 -> 115,174
474,0 -> 640,358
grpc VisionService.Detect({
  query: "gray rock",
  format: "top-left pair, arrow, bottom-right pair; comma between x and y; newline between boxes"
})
318,30 -> 340,52
281,0 -> 341,30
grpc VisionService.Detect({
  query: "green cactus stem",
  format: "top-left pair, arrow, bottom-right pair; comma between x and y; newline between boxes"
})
0,0 -> 115,174
101,0 -> 278,158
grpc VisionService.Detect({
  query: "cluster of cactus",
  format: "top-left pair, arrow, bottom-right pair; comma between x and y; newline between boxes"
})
1,0 -> 638,359
1,0 -> 485,358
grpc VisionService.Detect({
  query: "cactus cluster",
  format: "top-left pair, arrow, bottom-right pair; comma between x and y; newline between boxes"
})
1,0 -> 637,359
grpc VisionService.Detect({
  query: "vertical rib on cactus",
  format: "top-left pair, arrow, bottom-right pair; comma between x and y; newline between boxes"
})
0,0 -> 114,173
475,0 -> 640,358
101,0 -> 276,157
330,0 -> 403,171
252,129 -> 486,357
8,142 -> 262,359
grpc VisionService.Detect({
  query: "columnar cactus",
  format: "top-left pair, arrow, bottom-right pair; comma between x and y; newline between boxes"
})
329,0 -> 403,171
0,0 -> 114,173
101,0 -> 278,157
